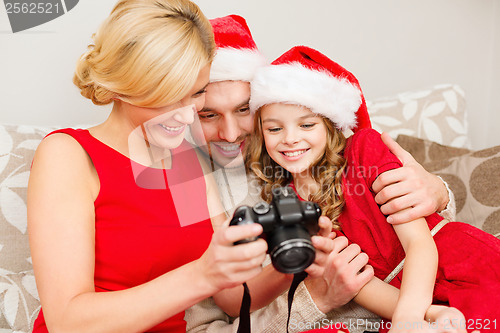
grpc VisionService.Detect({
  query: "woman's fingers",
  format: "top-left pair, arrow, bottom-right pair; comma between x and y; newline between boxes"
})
201,225 -> 268,289
215,223 -> 263,245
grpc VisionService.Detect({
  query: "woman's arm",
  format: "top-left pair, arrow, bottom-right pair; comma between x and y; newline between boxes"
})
28,134 -> 267,333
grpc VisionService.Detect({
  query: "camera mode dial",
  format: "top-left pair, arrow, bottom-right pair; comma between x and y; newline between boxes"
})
253,201 -> 270,215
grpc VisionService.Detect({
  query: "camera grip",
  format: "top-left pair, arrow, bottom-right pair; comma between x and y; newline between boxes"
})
229,206 -> 260,245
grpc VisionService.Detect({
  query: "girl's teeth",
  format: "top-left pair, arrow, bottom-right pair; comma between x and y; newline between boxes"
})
283,149 -> 307,157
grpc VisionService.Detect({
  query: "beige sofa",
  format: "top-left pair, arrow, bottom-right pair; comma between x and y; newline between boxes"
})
1,84 -> 499,332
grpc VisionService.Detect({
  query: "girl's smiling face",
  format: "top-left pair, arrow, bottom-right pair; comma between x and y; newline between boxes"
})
260,103 -> 328,178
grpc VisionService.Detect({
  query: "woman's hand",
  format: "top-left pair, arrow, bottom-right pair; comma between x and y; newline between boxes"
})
195,223 -> 268,293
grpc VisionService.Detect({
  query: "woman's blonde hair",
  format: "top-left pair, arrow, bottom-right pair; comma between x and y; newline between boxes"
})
73,0 -> 215,107
246,107 -> 348,229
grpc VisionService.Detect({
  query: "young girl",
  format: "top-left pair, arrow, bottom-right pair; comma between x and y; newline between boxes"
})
247,45 -> 500,332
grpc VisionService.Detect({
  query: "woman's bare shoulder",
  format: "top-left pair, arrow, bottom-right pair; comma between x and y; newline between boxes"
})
31,132 -> 98,194
35,132 -> 91,166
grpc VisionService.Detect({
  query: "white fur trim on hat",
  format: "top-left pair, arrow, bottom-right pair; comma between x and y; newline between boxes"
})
210,47 -> 268,83
250,63 -> 362,131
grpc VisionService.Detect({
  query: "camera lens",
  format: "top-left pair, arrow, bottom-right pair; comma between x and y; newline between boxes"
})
268,225 -> 316,274
272,241 -> 315,273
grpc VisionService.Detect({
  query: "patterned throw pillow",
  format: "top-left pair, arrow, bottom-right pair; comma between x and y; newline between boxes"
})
0,125 -> 55,331
396,135 -> 500,238
368,84 -> 470,148
0,124 -> 54,275
0,270 -> 40,332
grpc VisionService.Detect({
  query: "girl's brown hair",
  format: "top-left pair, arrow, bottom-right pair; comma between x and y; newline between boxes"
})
246,107 -> 348,229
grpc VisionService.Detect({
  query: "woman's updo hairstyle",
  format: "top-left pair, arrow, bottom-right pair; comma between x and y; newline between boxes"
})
73,0 -> 215,107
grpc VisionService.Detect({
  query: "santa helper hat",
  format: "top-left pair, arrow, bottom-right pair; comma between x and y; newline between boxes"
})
209,14 -> 267,82
250,45 -> 371,132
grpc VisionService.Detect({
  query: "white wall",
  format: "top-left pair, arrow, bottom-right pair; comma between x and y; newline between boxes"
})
1,0 -> 499,149
489,0 -> 500,147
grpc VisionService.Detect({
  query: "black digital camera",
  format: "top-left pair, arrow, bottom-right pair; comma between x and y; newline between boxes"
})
229,186 -> 322,274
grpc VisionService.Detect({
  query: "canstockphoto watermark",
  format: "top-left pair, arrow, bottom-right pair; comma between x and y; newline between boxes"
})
3,0 -> 79,33
289,318 -> 500,332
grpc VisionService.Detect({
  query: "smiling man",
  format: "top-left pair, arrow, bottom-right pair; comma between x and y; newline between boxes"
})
190,14 -> 264,168
188,15 -> 267,212
194,80 -> 253,168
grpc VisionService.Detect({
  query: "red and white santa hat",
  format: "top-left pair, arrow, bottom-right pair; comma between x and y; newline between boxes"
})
250,46 -> 371,132
209,15 -> 267,82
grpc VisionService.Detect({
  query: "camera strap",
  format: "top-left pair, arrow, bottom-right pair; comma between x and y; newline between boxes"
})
237,282 -> 252,333
237,271 -> 308,333
286,271 -> 308,332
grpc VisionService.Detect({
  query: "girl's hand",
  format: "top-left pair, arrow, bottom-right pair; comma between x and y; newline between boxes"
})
425,305 -> 468,333
195,223 -> 268,293
389,306 -> 469,333
388,319 -> 432,333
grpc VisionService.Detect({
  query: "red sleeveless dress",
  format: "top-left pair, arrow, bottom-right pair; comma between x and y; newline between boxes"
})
32,128 -> 214,332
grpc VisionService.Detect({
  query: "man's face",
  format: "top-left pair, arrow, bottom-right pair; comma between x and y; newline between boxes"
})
190,80 -> 254,168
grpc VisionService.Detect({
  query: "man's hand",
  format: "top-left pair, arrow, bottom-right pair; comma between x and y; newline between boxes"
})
305,216 -> 336,278
372,132 -> 449,224
305,218 -> 374,313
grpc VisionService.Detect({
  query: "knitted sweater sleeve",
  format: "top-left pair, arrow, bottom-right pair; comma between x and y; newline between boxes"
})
185,254 -> 326,333
185,282 -> 326,333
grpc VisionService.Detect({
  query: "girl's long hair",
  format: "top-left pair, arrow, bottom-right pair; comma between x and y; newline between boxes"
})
246,107 -> 348,229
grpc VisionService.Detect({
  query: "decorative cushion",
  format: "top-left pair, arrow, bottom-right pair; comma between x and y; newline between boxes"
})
368,84 -> 470,148
0,124 -> 55,275
396,135 -> 500,238
0,270 -> 40,332
0,125 -> 55,331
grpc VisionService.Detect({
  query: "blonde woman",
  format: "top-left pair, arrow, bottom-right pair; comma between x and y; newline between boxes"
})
27,1 -> 290,332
